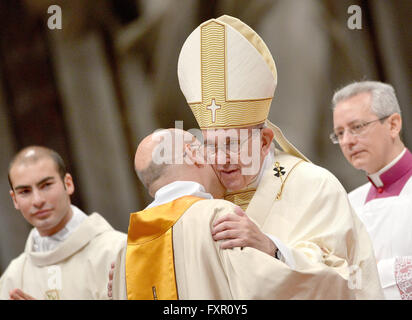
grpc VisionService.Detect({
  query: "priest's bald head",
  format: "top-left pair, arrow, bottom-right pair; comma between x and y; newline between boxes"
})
8,146 -> 75,237
134,128 -> 224,199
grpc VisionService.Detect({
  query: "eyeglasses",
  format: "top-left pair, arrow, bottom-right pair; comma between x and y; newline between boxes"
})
202,131 -> 260,156
329,115 -> 390,144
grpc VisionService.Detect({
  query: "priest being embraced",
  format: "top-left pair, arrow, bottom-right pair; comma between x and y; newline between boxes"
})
109,128 -> 382,299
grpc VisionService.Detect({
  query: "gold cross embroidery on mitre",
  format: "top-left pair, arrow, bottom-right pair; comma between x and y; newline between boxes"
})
188,21 -> 273,129
206,98 -> 221,123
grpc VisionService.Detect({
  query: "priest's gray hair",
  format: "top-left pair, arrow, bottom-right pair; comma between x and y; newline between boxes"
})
332,81 -> 401,118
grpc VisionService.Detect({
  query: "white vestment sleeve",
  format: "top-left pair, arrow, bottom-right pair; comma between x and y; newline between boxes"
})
111,246 -> 127,300
266,233 -> 296,269
378,257 -> 401,299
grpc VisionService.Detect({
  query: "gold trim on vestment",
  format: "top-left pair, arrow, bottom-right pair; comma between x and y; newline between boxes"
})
224,158 -> 305,210
275,160 -> 305,200
44,289 -> 60,300
125,196 -> 203,300
224,188 -> 256,211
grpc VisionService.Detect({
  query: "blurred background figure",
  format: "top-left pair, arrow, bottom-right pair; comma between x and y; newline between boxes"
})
0,146 -> 126,299
0,0 -> 411,273
332,81 -> 412,300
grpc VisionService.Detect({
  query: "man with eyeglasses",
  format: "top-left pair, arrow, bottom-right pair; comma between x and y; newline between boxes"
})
177,15 -> 383,299
113,128 -> 356,299
332,80 -> 412,300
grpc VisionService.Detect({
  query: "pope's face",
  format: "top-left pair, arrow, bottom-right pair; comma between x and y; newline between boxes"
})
202,128 -> 266,191
333,92 -> 394,174
9,157 -> 74,236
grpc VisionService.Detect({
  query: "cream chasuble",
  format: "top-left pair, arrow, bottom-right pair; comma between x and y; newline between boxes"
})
0,212 -> 126,300
114,176 -> 382,299
175,15 -> 383,299
117,194 -> 381,300
226,149 -> 384,299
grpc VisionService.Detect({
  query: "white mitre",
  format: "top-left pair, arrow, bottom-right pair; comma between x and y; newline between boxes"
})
178,15 -> 308,161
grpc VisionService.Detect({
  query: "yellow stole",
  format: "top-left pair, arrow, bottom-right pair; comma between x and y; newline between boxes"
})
125,195 -> 203,300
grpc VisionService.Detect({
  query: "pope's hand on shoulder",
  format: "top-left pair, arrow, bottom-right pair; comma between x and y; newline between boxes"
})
211,206 -> 277,257
9,288 -> 36,300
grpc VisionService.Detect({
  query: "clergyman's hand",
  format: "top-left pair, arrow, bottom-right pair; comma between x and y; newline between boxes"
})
9,288 -> 36,300
211,206 -> 277,257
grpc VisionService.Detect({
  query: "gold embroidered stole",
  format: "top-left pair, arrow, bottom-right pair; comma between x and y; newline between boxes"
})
125,196 -> 203,300
246,153 -> 305,227
224,189 -> 256,211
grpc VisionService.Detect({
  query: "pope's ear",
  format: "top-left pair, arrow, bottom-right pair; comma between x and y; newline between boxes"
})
261,127 -> 274,156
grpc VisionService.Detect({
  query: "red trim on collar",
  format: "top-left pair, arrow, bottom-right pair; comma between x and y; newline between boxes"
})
365,149 -> 412,203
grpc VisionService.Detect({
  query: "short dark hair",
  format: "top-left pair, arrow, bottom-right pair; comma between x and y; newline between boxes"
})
136,160 -> 167,190
8,146 -> 67,190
